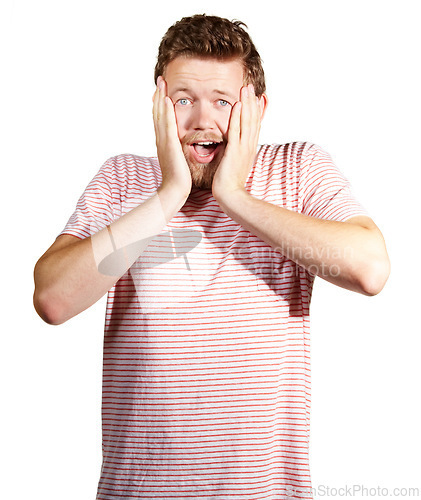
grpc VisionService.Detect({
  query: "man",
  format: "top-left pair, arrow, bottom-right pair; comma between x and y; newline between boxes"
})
33,14 -> 390,500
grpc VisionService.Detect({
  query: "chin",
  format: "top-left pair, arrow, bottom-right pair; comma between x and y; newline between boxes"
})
188,161 -> 217,190
181,138 -> 225,190
185,152 -> 222,191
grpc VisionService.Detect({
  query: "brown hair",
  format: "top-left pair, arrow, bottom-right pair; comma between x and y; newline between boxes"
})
154,14 -> 266,96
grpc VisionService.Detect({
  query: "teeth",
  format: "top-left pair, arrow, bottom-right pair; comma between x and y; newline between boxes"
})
196,142 -> 215,145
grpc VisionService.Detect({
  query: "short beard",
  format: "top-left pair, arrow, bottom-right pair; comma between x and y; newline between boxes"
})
181,132 -> 225,190
183,155 -> 219,190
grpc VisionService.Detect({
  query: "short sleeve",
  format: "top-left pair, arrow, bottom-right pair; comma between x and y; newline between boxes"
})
299,143 -> 368,221
59,157 -> 116,240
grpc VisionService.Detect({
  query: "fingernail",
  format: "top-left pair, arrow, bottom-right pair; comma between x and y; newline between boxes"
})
249,83 -> 255,95
243,86 -> 249,98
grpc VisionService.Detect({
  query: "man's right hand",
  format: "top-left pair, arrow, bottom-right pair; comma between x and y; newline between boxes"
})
34,77 -> 192,326
153,76 -> 192,200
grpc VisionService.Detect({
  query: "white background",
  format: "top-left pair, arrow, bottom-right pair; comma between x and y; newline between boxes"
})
1,0 -> 420,498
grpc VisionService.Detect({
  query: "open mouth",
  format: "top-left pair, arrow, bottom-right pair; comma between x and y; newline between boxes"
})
193,141 -> 220,156
190,141 -> 223,164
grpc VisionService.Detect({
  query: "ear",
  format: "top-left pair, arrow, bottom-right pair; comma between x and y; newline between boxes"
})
258,93 -> 268,120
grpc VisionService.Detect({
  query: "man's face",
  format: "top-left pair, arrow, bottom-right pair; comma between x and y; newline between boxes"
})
164,57 -> 245,189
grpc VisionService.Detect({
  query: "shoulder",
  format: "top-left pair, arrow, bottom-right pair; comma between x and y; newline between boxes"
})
100,154 -> 162,208
250,141 -> 334,195
257,141 -> 321,165
99,153 -> 161,190
102,153 -> 160,175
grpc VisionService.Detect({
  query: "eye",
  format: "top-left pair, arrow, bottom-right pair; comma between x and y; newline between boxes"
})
218,99 -> 230,107
177,98 -> 191,106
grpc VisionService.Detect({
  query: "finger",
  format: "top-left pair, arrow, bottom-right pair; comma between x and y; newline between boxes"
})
158,78 -> 165,121
152,76 -> 162,104
154,78 -> 167,132
240,85 -> 251,142
153,77 -> 168,143
152,81 -> 162,137
249,84 -> 258,122
159,78 -> 177,134
248,84 -> 259,122
152,77 -> 163,113
247,84 -> 261,144
253,100 -> 262,143
227,101 -> 241,144
164,94 -> 179,138
152,84 -> 159,135
254,96 -> 262,139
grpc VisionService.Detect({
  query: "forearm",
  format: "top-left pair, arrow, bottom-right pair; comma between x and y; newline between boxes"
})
35,75 -> 194,326
34,186 -> 186,324
215,189 -> 390,295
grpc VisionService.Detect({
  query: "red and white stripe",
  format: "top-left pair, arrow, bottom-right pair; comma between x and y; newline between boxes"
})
61,142 -> 366,499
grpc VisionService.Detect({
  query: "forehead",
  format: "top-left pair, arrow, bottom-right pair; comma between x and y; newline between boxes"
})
164,57 -> 245,95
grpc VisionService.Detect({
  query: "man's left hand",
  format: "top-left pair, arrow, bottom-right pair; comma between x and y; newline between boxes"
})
212,84 -> 262,201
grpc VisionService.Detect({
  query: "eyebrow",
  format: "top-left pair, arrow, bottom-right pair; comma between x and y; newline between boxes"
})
172,87 -> 190,94
171,87 -> 237,101
213,89 -> 237,100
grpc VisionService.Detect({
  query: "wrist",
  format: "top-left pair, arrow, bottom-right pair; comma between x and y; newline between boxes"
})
157,182 -> 190,216
213,185 -> 250,213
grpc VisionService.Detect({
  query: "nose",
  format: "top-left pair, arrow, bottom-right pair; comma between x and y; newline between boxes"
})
190,102 -> 215,130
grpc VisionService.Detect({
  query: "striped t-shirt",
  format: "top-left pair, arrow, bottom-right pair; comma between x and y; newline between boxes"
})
60,142 -> 367,500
